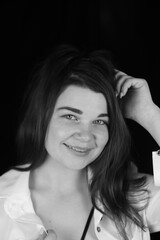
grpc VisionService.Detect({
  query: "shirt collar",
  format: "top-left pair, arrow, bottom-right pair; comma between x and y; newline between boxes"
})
94,207 -> 103,224
3,168 -> 104,227
3,170 -> 43,227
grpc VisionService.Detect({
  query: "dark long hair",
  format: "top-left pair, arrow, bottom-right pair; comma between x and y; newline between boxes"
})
15,44 -> 148,239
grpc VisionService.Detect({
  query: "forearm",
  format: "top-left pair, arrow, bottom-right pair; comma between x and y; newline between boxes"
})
140,104 -> 160,147
138,104 -> 160,187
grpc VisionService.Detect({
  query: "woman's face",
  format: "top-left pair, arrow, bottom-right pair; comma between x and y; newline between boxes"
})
45,85 -> 109,170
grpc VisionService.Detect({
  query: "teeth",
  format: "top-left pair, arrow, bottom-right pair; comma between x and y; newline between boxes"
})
65,144 -> 89,153
72,147 -> 86,152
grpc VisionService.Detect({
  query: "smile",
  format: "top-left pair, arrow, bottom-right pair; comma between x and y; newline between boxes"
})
64,143 -> 93,154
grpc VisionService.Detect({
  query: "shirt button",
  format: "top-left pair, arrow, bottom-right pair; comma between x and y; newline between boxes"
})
97,226 -> 101,232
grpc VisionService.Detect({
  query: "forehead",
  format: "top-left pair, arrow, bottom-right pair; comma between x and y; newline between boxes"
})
54,85 -> 108,112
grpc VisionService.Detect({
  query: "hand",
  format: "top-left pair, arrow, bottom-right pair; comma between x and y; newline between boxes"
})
37,229 -> 57,240
115,70 -> 156,126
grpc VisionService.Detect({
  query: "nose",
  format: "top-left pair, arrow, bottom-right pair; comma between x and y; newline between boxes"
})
74,124 -> 94,142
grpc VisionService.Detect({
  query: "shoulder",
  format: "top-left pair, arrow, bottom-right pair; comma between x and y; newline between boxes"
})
133,172 -> 160,199
143,173 -> 160,205
138,173 -> 160,194
0,169 -> 21,194
0,167 -> 29,196
138,173 -> 160,233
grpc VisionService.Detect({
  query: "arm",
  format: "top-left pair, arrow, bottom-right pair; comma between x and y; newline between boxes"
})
115,70 -> 160,146
141,104 -> 160,147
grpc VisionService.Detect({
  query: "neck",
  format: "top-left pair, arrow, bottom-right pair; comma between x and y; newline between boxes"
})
30,158 -> 89,197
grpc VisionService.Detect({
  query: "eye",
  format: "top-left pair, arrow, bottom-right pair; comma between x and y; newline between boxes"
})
93,119 -> 108,126
63,114 -> 79,122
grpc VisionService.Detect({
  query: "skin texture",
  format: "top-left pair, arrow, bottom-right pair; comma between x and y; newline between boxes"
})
45,85 -> 109,171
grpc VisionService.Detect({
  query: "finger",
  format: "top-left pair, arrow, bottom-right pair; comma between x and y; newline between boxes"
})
45,229 -> 57,240
119,78 -> 134,98
115,72 -> 133,97
115,70 -> 127,78
120,78 -> 146,98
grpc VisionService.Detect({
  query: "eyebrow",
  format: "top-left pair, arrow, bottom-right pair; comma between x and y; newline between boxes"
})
57,106 -> 109,118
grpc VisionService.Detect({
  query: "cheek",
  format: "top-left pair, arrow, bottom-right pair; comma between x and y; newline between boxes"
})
46,122 -> 72,143
45,127 -> 64,154
97,129 -> 109,148
55,123 -> 75,138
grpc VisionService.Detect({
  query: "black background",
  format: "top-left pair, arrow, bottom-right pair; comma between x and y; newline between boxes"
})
1,1 -> 160,238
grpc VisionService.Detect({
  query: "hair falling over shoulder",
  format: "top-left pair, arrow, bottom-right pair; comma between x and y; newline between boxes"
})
88,96 -> 149,239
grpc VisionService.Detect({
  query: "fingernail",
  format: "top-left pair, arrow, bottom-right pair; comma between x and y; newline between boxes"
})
115,91 -> 119,97
120,92 -> 124,98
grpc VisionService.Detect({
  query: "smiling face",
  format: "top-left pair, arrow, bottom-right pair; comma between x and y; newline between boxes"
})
45,85 -> 109,170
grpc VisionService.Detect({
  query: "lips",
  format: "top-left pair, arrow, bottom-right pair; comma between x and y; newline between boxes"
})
64,143 -> 94,154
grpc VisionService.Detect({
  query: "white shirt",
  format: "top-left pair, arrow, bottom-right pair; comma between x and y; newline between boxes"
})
0,151 -> 160,240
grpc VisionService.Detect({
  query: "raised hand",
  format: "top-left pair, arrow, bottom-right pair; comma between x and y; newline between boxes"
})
115,70 -> 160,146
115,70 -> 155,124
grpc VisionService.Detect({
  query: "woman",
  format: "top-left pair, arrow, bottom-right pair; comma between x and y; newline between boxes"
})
0,45 -> 160,240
